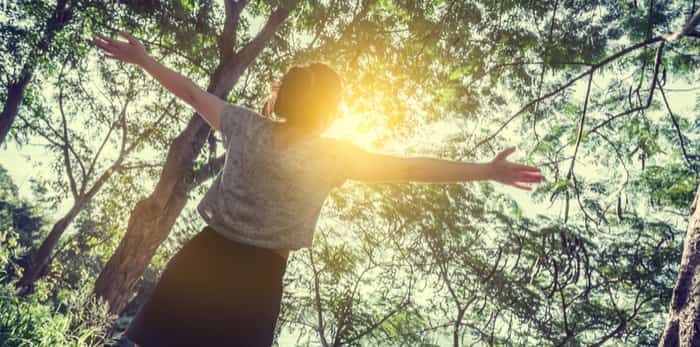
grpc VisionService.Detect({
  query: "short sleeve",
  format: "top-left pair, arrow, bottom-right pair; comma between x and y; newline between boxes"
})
219,103 -> 267,148
319,138 -> 370,188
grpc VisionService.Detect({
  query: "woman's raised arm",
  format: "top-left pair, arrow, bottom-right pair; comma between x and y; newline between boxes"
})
91,31 -> 226,131
343,145 -> 544,190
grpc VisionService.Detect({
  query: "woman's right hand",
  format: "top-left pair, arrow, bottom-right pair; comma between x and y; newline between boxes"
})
91,31 -> 150,66
488,147 -> 544,191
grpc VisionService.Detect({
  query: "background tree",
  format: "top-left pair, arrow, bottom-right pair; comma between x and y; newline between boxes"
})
0,0 -> 119,145
0,164 -> 46,283
13,63 -> 175,294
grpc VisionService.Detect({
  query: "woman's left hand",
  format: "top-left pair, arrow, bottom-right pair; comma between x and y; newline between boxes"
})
91,30 -> 150,66
488,147 -> 544,191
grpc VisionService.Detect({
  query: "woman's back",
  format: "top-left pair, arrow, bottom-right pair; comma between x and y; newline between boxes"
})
196,103 -> 350,251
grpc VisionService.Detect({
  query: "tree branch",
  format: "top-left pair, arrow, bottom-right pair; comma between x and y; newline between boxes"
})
123,98 -> 177,155
657,79 -> 697,174
222,2 -> 299,87
190,154 -> 225,189
57,83 -> 79,200
219,0 -> 249,61
309,249 -> 330,347
84,82 -> 133,185
585,41 -> 665,136
466,8 -> 700,157
533,0 -> 561,136
465,36 -> 664,157
565,71 -> 594,181
661,8 -> 700,41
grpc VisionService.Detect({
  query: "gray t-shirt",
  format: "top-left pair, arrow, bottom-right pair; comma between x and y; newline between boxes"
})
196,103 -> 361,251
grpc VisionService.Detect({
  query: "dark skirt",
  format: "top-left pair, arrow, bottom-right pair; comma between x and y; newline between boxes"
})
125,226 -> 288,347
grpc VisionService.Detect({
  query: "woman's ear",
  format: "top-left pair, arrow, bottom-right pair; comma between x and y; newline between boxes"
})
263,96 -> 275,117
262,81 -> 281,117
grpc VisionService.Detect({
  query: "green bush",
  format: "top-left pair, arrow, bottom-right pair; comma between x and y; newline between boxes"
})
0,283 -> 118,347
0,285 -> 71,347
0,226 -> 117,347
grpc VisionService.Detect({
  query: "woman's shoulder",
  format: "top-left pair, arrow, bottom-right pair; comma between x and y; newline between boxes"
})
220,103 -> 274,145
223,103 -> 274,127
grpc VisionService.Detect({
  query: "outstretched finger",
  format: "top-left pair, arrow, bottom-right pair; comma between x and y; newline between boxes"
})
519,171 -> 545,180
92,38 -> 115,53
94,33 -> 118,47
103,53 -> 120,60
118,30 -> 137,44
514,163 -> 541,172
516,174 -> 543,183
511,182 -> 532,191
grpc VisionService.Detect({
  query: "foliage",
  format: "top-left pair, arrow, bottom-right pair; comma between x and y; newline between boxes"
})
0,282 -> 118,347
2,0 -> 700,346
0,164 -> 46,282
0,225 -> 117,347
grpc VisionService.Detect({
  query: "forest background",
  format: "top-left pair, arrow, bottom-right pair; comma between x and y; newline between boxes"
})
2,0 -> 700,346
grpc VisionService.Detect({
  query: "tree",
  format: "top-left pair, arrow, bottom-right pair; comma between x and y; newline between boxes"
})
0,0 -> 118,145
14,64 -> 172,294
0,0 -> 73,144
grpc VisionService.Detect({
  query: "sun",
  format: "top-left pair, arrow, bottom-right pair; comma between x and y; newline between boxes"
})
324,101 -> 381,147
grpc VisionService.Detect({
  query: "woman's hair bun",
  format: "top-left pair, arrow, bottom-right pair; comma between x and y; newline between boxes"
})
274,63 -> 342,129
273,66 -> 314,117
308,63 -> 341,97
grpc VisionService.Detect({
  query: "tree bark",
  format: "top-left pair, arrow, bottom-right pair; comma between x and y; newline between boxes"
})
92,3 -> 296,315
659,186 -> 700,346
15,201 -> 84,295
0,0 -> 73,145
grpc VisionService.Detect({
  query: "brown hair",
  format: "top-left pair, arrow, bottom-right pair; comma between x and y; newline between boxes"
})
270,63 -> 342,130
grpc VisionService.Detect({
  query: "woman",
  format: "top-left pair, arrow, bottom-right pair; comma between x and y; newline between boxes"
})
92,31 -> 544,347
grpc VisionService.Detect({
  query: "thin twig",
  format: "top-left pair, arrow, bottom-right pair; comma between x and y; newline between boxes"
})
657,79 -> 697,174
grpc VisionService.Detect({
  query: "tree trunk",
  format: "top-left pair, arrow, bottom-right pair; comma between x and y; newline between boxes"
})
15,160 -> 124,294
659,186 -> 700,346
15,201 -> 83,295
92,4 -> 295,315
0,0 -> 73,145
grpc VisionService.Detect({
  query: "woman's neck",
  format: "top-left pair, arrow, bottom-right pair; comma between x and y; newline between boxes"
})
271,123 -> 318,151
